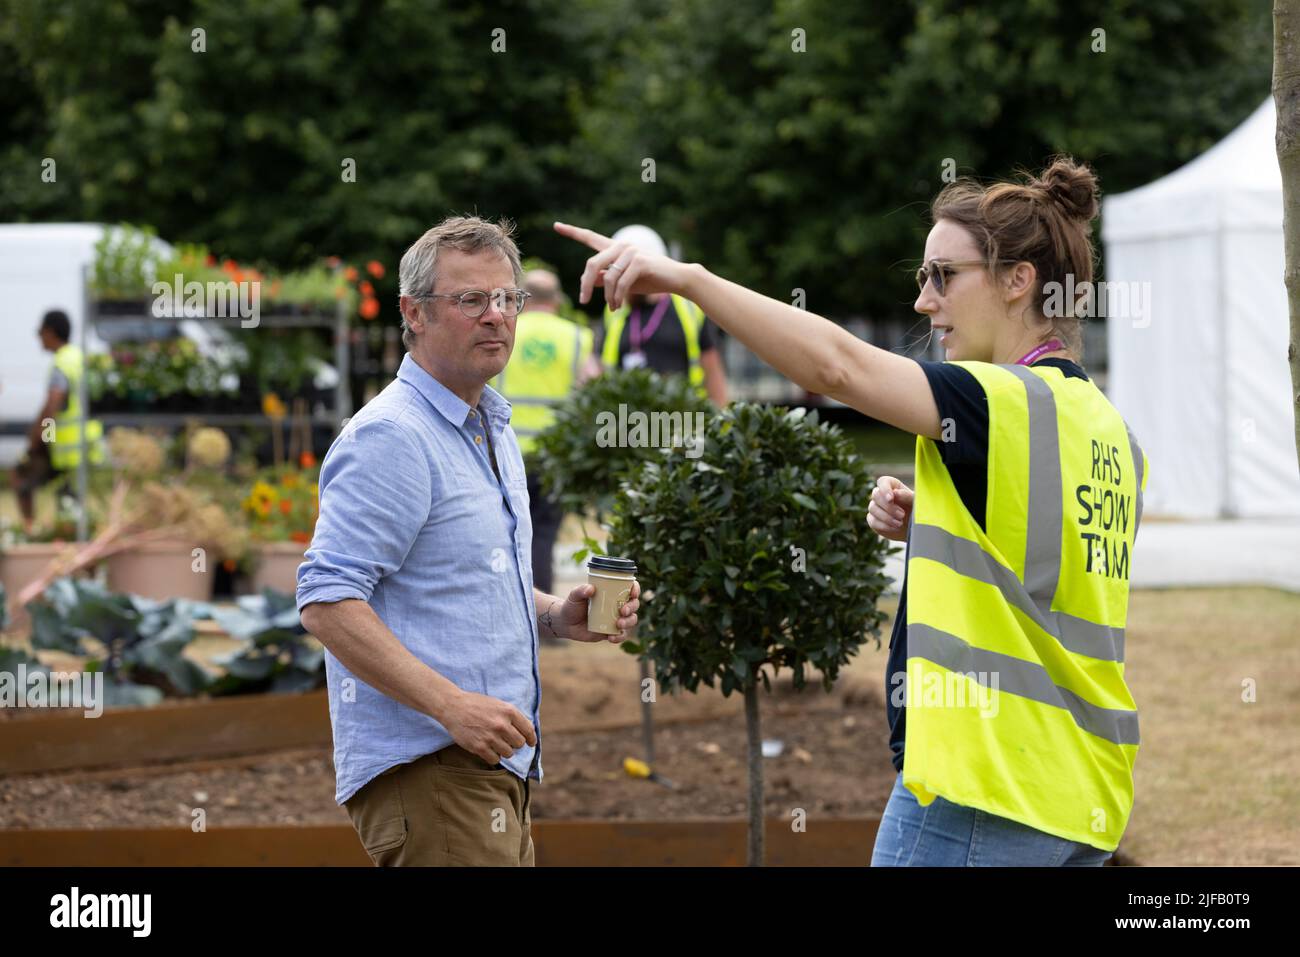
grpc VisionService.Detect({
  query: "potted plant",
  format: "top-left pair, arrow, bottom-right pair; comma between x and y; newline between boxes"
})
10,429 -> 249,615
0,496 -> 99,631
607,403 -> 892,865
90,223 -> 164,313
241,462 -> 320,594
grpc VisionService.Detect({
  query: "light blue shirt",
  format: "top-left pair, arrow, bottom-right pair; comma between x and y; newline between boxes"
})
296,353 -> 542,805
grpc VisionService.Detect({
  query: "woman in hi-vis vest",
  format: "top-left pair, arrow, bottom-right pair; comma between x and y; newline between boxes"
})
558,155 -> 1146,867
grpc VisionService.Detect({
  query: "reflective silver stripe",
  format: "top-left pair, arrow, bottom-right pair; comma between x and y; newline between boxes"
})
1126,428 -> 1145,536
909,622 -> 1140,746
911,523 -> 1125,661
1004,365 -> 1061,607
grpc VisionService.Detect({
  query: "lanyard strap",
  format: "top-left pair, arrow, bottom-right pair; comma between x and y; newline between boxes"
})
629,297 -> 672,352
1015,338 -> 1064,366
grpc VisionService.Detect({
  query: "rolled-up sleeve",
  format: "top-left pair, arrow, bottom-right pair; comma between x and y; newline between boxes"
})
296,418 -> 432,614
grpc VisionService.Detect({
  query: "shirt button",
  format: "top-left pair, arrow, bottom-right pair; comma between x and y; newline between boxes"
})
474,435 -> 482,444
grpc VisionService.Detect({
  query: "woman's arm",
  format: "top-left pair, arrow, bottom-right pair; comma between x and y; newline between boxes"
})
682,266 -> 940,438
556,222 -> 941,439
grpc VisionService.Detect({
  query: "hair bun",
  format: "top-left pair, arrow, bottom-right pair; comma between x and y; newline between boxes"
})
1032,156 -> 1099,224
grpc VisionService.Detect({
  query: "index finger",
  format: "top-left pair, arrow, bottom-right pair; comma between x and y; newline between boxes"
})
553,221 -> 612,253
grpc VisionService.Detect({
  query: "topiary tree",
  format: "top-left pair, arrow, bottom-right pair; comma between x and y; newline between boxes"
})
531,367 -> 716,766
609,402 -> 892,865
531,367 -> 713,549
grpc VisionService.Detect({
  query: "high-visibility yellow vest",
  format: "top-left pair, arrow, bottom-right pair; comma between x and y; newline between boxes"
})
492,311 -> 592,455
903,361 -> 1149,852
602,294 -> 707,397
50,343 -> 105,471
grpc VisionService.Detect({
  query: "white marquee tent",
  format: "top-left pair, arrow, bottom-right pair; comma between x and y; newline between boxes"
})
1103,98 -> 1300,518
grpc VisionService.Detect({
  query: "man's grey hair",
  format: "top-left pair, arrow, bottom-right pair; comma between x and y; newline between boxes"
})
398,215 -> 524,349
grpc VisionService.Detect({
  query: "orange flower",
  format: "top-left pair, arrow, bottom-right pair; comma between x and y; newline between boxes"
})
222,558 -> 237,572
344,266 -> 358,282
290,531 -> 311,544
206,254 -> 217,267
280,499 -> 292,515
259,501 -> 272,517
366,260 -> 385,279
299,451 -> 317,469
222,259 -> 239,275
359,280 -> 374,296
360,297 -> 379,320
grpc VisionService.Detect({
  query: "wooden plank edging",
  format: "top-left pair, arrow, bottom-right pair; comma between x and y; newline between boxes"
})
0,818 -> 881,867
0,691 -> 331,775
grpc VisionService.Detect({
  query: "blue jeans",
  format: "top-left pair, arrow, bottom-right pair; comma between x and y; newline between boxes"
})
871,773 -> 1113,866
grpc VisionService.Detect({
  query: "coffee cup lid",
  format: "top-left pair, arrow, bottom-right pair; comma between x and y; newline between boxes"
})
588,555 -> 637,573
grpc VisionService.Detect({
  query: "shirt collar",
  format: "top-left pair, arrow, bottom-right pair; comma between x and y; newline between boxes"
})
397,353 -> 512,434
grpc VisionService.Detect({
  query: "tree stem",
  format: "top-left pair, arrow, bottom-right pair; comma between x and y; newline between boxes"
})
745,679 -> 764,867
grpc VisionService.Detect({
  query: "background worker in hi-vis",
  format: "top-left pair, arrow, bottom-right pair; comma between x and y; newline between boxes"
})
557,154 -> 1148,866
594,225 -> 729,407
491,268 -> 594,607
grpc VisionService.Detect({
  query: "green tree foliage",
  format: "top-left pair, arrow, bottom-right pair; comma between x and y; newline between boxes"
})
0,0 -> 1272,323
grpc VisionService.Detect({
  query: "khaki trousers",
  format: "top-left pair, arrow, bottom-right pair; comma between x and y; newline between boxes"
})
344,745 -> 534,866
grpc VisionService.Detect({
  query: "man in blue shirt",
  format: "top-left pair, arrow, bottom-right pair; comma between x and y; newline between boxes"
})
297,216 -> 640,867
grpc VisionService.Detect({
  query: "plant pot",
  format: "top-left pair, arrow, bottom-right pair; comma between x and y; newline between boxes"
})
250,541 -> 307,596
1,542 -> 87,631
105,540 -> 216,602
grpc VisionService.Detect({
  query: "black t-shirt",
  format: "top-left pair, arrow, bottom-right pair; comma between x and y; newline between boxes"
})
886,357 -> 1090,773
592,297 -> 718,376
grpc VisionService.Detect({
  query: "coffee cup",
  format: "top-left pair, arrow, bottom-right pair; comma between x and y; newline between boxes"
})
586,556 -> 637,635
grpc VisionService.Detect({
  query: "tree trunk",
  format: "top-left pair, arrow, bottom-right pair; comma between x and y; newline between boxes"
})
744,680 -> 764,866
1277,0 -> 1300,469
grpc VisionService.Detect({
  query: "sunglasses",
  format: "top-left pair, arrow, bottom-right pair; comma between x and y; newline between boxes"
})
915,259 -> 1016,297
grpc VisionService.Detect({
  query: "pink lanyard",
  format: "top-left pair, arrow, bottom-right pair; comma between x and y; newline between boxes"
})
1015,338 -> 1064,365
629,297 -> 672,352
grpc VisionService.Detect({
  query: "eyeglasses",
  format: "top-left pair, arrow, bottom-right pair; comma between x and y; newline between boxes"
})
915,259 -> 1015,297
414,288 -> 531,318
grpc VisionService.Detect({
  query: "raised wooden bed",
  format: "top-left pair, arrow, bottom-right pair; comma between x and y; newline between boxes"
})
0,689 -> 330,775
0,687 -> 747,776
0,818 -> 880,866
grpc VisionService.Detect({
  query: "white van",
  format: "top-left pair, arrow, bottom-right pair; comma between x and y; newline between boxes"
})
0,223 -> 183,467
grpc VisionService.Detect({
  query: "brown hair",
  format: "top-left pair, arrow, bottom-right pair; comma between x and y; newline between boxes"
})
398,215 -> 523,349
929,155 -> 1100,357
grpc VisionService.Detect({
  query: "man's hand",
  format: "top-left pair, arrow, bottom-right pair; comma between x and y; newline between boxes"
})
440,690 -> 538,766
868,475 -> 914,543
553,222 -> 696,310
546,580 -> 641,644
